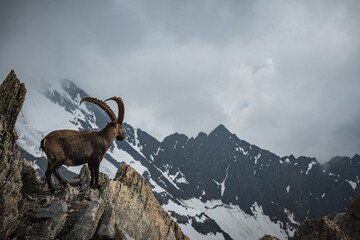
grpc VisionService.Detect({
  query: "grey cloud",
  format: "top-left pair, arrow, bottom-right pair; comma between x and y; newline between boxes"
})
1,0 -> 359,162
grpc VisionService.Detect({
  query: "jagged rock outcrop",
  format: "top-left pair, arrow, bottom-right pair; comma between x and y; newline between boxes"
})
292,217 -> 348,240
326,212 -> 345,227
0,70 -> 189,240
289,193 -> 360,240
9,163 -> 189,240
0,70 -> 26,130
0,70 -> 26,238
341,193 -> 360,240
259,235 -> 280,240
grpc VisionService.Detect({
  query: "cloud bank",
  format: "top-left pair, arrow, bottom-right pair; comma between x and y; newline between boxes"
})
1,0 -> 359,162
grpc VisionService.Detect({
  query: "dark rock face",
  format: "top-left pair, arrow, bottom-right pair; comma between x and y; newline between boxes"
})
326,212 -> 345,227
260,235 -> 280,240
0,71 -> 189,240
0,70 -> 26,238
146,123 -> 360,227
341,193 -> 360,240
292,217 -> 348,240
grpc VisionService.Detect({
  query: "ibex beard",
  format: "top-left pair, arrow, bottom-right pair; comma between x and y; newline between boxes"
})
40,97 -> 125,193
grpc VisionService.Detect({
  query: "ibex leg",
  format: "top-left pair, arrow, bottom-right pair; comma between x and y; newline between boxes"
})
45,160 -> 58,194
88,162 -> 96,189
53,168 -> 68,186
94,162 -> 102,189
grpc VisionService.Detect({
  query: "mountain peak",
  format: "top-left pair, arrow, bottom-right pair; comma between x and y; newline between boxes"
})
209,124 -> 232,137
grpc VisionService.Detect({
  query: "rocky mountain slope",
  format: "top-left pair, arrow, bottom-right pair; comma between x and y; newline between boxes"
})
288,191 -> 360,240
0,70 -> 189,240
11,72 -> 360,240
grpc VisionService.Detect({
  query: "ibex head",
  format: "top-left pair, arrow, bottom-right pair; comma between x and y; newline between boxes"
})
106,96 -> 125,141
80,96 -> 126,141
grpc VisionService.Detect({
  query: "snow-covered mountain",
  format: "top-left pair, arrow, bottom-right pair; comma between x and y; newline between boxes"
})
16,79 -> 360,240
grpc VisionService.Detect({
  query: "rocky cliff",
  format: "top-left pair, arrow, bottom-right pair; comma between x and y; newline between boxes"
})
0,70 -> 26,238
0,70 -> 189,240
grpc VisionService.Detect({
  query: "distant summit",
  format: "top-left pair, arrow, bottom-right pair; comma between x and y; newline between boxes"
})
209,123 -> 232,137
14,76 -> 360,240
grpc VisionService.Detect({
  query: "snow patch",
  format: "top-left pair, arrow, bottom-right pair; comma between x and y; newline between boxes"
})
346,179 -> 358,190
171,198 -> 294,240
284,209 -> 299,225
213,165 -> 230,197
109,142 -> 149,175
305,160 -> 317,175
236,146 -> 248,155
153,165 -> 180,190
254,153 -> 262,164
127,128 -> 146,159
149,178 -> 168,194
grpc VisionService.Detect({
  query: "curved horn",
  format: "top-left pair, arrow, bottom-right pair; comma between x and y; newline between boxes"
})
105,97 -> 125,123
80,97 -> 117,122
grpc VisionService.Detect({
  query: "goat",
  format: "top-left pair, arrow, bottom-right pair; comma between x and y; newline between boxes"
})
40,96 -> 125,193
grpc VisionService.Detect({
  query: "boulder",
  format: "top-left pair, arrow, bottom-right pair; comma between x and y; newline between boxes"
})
292,217 -> 348,240
341,193 -> 360,240
64,200 -> 105,240
259,235 -> 280,240
326,212 -> 345,227
96,164 -> 189,240
31,201 -> 68,219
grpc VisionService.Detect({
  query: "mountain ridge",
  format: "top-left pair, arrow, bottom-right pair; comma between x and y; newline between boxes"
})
14,77 -> 360,240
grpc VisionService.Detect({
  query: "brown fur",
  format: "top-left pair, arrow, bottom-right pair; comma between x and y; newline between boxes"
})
41,97 -> 125,193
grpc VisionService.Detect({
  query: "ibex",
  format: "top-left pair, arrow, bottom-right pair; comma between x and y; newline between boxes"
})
40,97 -> 125,193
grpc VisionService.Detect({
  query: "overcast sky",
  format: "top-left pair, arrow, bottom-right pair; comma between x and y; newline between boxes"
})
1,0 -> 359,162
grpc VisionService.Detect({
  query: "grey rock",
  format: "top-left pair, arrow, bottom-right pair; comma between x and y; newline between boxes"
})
292,217 -> 348,240
39,195 -> 55,207
38,213 -> 67,239
79,164 -> 91,187
31,201 -> 67,219
64,199 -> 104,240
259,235 -> 280,240
78,164 -> 110,189
59,185 -> 80,202
68,177 -> 81,186
97,164 -> 189,240
84,188 -> 100,201
21,159 -> 42,194
341,193 -> 360,240
326,212 -> 345,226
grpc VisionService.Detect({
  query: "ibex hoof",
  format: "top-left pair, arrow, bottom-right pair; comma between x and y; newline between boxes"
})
61,180 -> 68,186
49,187 -> 55,194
